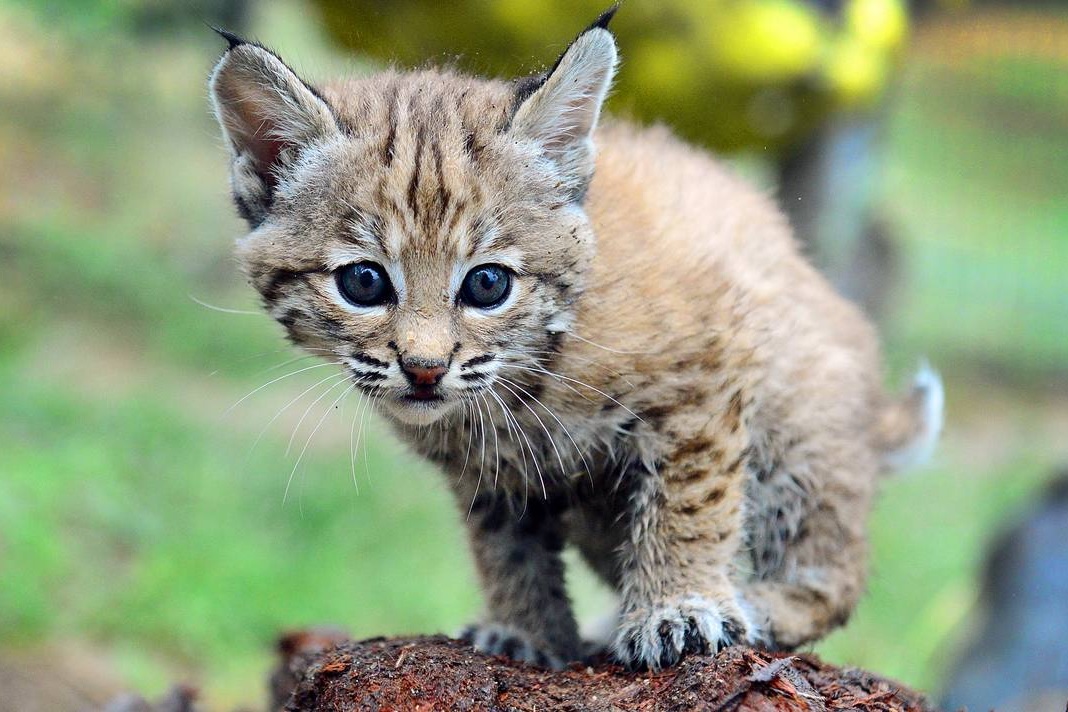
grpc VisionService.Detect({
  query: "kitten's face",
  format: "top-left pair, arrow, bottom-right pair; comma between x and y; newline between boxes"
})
211,27 -> 617,425
236,101 -> 593,426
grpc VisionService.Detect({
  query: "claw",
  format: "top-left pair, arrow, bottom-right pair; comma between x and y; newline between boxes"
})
612,595 -> 754,670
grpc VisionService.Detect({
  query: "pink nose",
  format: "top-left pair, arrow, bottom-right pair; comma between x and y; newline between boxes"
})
401,359 -> 447,386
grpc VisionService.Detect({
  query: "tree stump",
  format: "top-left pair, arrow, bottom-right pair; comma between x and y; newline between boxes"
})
269,631 -> 935,712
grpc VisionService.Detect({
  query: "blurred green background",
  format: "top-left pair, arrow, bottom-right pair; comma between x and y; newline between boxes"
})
1,0 -> 1066,708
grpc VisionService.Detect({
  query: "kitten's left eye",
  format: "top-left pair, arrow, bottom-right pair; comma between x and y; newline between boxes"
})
460,264 -> 511,308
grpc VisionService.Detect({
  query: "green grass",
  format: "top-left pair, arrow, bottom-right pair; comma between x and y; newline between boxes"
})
0,364 -> 477,691
1,2 -> 1066,707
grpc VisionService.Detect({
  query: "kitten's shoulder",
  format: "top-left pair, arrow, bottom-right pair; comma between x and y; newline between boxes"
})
590,120 -> 790,245
587,119 -> 801,283
595,121 -> 757,194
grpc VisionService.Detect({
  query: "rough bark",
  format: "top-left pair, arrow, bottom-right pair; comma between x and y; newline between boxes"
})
270,632 -> 935,712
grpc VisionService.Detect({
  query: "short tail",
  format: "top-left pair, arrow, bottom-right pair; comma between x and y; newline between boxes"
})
875,361 -> 944,473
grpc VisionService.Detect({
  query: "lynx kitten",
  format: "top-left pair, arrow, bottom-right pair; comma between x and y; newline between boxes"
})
209,9 -> 942,670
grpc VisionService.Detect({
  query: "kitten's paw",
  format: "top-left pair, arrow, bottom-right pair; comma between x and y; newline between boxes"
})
459,622 -> 565,670
611,595 -> 757,670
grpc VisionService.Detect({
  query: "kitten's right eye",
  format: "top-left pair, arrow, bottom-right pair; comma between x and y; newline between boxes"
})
336,262 -> 393,307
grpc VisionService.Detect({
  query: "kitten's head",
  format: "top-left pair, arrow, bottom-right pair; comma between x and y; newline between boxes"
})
209,13 -> 617,426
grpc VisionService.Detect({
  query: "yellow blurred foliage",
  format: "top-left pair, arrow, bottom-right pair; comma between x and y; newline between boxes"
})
312,0 -> 909,153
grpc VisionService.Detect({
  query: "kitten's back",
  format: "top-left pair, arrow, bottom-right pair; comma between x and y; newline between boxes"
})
583,120 -> 879,385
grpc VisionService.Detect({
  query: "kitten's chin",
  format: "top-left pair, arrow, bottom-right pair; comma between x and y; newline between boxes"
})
380,397 -> 457,427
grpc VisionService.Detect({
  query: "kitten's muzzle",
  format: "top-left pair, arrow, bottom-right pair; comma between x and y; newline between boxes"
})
398,356 -> 449,401
400,356 -> 448,387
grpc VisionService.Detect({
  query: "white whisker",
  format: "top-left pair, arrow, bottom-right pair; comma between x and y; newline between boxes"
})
348,390 -> 369,494
362,395 -> 378,484
253,352 -> 320,375
207,347 -> 307,377
455,400 -> 476,486
566,332 -> 653,355
496,378 -> 569,483
497,375 -> 593,488
510,347 -> 637,388
490,387 -> 547,500
476,394 -> 487,483
487,387 -> 533,514
224,361 -> 344,416
188,293 -> 261,315
478,392 -> 501,491
285,375 -> 351,456
502,363 -> 645,424
466,396 -> 489,520
248,371 -> 351,459
283,382 -> 355,505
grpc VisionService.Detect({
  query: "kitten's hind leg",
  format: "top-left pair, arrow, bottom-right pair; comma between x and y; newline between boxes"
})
741,444 -> 876,650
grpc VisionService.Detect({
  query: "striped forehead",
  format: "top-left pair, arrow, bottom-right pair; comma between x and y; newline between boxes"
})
345,75 -> 517,259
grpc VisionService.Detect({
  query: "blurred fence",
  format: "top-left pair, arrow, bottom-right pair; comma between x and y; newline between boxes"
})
885,9 -> 1068,377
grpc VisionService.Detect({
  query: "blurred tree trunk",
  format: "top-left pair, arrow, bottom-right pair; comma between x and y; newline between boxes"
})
777,119 -> 900,322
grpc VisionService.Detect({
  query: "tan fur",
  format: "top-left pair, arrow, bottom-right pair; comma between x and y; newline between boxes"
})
209,19 -> 941,670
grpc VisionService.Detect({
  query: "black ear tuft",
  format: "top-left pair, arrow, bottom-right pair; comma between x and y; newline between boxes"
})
586,2 -> 621,34
513,71 -> 549,107
513,3 -> 621,110
509,9 -> 617,201
211,26 -> 246,50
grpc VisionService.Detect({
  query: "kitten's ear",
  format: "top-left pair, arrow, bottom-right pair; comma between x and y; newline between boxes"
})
209,32 -> 340,227
510,7 -> 619,199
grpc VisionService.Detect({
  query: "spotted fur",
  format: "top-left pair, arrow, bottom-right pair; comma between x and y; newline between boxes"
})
209,14 -> 942,670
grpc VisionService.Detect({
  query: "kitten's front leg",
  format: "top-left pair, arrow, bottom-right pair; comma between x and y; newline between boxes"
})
458,489 -> 581,669
612,417 -> 761,670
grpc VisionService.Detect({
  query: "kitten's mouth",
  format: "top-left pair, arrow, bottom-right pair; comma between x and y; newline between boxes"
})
385,386 -> 454,426
402,386 -> 444,403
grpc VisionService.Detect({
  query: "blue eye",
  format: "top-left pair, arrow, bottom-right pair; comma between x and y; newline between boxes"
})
336,262 -> 392,307
460,265 -> 511,308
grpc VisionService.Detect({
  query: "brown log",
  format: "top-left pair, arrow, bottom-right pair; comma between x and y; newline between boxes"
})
271,633 -> 936,712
